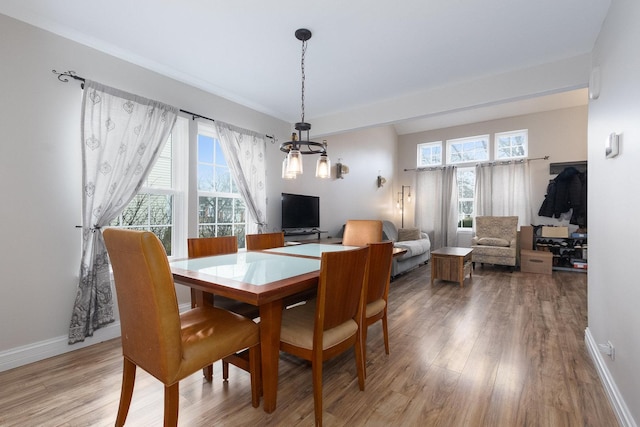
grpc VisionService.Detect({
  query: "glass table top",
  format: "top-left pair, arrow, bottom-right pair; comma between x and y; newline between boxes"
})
264,243 -> 360,258
170,252 -> 320,286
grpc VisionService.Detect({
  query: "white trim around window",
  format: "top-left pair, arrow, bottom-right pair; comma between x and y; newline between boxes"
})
494,129 -> 528,160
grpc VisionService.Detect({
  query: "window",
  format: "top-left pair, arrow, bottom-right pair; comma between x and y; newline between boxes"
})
109,117 -> 188,256
495,130 -> 528,159
445,136 -> 488,229
417,141 -> 442,167
457,167 -> 475,228
447,135 -> 489,164
197,125 -> 247,248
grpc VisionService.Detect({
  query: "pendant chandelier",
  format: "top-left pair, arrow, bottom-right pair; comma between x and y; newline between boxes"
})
280,28 -> 331,179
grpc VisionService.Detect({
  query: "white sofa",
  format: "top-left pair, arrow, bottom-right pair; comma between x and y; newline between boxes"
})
381,221 -> 431,277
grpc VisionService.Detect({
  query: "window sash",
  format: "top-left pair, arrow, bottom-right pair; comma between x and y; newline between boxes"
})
196,125 -> 247,247
456,167 -> 475,228
446,135 -> 489,164
108,117 -> 187,257
495,129 -> 528,159
417,141 -> 443,167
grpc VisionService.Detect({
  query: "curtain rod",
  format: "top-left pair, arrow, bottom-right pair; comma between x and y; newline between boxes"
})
52,70 -> 275,140
404,155 -> 549,172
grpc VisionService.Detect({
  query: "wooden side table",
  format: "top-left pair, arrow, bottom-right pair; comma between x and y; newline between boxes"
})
430,247 -> 473,287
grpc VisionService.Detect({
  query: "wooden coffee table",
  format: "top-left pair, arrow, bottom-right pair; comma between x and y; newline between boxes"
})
430,247 -> 473,287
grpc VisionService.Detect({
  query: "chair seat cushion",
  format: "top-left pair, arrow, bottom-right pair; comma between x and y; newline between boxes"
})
476,237 -> 511,247
176,306 -> 259,382
280,301 -> 357,350
366,299 -> 386,318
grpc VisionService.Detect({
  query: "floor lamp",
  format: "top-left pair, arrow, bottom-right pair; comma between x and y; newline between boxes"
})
397,186 -> 411,228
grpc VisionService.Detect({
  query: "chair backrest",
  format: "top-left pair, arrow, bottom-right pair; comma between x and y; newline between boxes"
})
315,246 -> 369,333
474,216 -> 518,241
365,241 -> 394,305
187,236 -> 238,258
342,220 -> 383,246
103,229 -> 182,383
246,232 -> 285,250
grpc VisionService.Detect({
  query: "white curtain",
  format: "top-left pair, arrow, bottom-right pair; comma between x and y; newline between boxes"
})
474,160 -> 532,227
415,166 -> 458,250
69,80 -> 177,344
214,122 -> 267,234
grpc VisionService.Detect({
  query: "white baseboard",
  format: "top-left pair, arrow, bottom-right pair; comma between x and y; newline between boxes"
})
0,302 -> 192,373
0,323 -> 121,373
585,327 -> 637,427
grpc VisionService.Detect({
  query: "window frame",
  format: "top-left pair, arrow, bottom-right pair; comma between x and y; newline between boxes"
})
456,166 -> 475,229
417,141 -> 443,167
446,134 -> 490,165
495,129 -> 528,160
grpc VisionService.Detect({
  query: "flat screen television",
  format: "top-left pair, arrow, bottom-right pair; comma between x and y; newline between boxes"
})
281,193 -> 320,230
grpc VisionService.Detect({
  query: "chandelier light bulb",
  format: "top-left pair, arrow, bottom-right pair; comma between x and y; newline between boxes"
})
315,154 -> 330,178
286,149 -> 303,175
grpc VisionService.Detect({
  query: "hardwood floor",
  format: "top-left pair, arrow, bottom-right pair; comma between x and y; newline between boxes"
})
0,264 -> 618,426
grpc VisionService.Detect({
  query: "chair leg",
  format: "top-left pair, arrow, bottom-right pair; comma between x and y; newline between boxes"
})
115,358 -> 136,427
249,344 -> 261,408
164,383 -> 179,427
222,361 -> 229,381
362,325 -> 368,379
311,353 -> 324,427
354,331 -> 366,392
203,364 -> 213,382
382,313 -> 390,355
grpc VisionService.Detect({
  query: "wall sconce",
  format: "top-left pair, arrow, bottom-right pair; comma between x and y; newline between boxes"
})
397,185 -> 411,227
336,159 -> 349,179
377,172 -> 386,188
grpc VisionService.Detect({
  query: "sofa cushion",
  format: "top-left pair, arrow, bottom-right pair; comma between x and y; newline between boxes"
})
398,227 -> 421,242
476,237 -> 511,247
394,238 -> 430,258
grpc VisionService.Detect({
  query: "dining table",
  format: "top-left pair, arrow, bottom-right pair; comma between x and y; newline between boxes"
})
169,243 -> 361,413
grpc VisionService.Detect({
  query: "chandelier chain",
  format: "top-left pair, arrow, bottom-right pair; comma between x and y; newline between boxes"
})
300,39 -> 307,123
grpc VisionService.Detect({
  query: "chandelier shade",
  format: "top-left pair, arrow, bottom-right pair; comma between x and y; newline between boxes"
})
279,28 -> 330,179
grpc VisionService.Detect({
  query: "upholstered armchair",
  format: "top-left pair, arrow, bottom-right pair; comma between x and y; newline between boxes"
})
471,216 -> 518,269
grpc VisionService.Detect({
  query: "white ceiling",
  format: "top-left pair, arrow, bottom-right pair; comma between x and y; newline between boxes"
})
0,0 -> 610,134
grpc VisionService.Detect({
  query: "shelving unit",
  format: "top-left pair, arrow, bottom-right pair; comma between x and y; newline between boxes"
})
533,235 -> 588,273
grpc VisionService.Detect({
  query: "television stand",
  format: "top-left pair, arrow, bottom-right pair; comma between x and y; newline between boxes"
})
283,229 -> 327,241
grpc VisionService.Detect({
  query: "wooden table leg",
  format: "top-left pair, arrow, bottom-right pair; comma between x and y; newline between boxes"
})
190,290 -> 216,380
259,299 -> 284,413
430,258 -> 436,285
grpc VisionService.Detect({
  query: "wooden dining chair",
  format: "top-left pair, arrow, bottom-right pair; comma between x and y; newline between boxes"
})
362,241 -> 394,377
245,231 -> 285,250
187,236 -> 260,382
279,246 -> 369,427
103,229 -> 261,427
342,219 -> 383,246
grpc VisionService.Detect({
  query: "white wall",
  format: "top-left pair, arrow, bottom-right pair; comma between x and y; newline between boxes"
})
396,105 -> 589,231
588,0 -> 640,423
0,14 -> 290,363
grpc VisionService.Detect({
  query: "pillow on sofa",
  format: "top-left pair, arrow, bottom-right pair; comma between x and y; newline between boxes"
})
477,237 -> 510,247
398,228 -> 421,242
